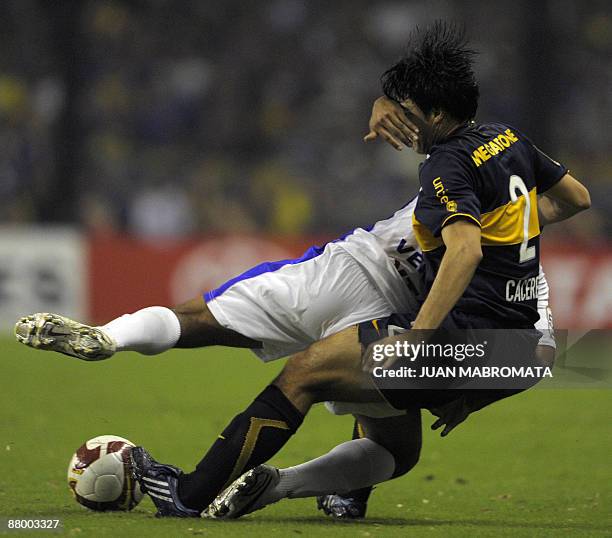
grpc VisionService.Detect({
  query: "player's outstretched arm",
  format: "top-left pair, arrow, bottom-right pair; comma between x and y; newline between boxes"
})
538,173 -> 591,226
364,96 -> 419,150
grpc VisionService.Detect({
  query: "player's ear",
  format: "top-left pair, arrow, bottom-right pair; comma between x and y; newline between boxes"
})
431,109 -> 445,125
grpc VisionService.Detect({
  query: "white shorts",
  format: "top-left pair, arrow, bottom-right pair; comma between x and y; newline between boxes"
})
206,241 -> 402,361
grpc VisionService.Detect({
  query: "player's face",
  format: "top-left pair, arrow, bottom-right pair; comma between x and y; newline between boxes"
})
399,99 -> 437,154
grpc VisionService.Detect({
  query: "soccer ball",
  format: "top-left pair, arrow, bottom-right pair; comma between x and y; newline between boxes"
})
67,435 -> 144,511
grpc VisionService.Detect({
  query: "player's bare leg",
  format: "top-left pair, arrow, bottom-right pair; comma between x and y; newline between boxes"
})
272,326 -> 384,414
15,296 -> 261,361
172,297 -> 261,348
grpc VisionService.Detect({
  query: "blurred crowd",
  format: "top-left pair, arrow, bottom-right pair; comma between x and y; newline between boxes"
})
1,0 -> 610,240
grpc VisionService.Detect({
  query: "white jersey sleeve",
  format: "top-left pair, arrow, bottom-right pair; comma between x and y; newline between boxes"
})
536,264 -> 556,348
336,196 -> 424,313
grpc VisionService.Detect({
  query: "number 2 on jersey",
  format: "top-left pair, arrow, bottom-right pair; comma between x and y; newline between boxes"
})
509,175 -> 536,263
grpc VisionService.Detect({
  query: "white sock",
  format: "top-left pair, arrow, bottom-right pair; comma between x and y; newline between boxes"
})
261,438 -> 396,506
100,306 -> 181,355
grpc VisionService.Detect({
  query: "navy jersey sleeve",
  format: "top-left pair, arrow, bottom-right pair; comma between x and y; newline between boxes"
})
417,150 -> 481,237
531,144 -> 568,193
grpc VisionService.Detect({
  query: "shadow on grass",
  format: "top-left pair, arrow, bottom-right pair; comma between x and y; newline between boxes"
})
34,509 -> 609,535
216,515 -> 610,533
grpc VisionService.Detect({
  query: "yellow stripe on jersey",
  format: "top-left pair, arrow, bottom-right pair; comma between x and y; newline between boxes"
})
413,212 -> 482,252
480,187 -> 539,246
441,212 -> 482,229
412,187 -> 539,251
412,213 -> 443,252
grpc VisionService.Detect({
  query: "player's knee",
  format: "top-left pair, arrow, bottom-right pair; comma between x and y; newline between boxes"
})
275,344 -> 331,399
275,352 -> 317,394
172,297 -> 262,348
173,298 -> 219,331
390,445 -> 421,478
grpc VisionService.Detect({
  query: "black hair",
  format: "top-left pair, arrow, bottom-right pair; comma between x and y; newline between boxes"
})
381,21 -> 479,122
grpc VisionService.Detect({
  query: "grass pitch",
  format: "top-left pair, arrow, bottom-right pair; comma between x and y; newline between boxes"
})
1,339 -> 610,537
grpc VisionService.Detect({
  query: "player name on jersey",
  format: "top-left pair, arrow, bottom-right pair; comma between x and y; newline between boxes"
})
505,275 -> 539,303
471,129 -> 519,167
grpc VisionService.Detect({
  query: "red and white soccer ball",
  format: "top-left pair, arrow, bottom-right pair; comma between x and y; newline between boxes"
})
67,435 -> 143,511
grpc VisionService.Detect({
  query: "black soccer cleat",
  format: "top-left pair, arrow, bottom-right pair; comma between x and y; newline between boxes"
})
130,446 -> 200,518
317,494 -> 368,519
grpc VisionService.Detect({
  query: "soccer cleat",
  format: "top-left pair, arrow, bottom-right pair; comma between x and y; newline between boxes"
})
130,446 -> 200,518
14,313 -> 116,361
316,494 -> 368,519
204,464 -> 280,519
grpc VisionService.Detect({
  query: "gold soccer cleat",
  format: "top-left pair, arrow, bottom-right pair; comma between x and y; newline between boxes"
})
15,313 -> 116,361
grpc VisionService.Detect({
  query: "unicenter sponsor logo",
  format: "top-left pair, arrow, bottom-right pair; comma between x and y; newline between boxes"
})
433,177 -> 456,211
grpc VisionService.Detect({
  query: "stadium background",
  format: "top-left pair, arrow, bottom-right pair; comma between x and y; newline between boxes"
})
1,2 -> 611,536
0,0 -> 610,331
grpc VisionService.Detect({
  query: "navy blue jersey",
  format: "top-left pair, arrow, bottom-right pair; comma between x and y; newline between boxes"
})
413,122 -> 567,327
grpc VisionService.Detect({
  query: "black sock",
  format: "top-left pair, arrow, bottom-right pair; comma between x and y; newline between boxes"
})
341,419 -> 374,503
177,384 -> 303,511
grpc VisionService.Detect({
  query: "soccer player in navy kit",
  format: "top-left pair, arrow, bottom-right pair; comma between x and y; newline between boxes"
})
121,23 -> 591,519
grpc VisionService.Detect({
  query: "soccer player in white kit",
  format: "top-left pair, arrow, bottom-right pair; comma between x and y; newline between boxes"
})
14,193 -> 555,366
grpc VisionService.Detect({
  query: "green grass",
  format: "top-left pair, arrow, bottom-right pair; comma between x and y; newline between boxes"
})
1,339 -> 610,537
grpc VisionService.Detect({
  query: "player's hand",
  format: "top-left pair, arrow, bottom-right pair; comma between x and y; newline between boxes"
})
430,395 -> 471,437
364,96 -> 419,150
